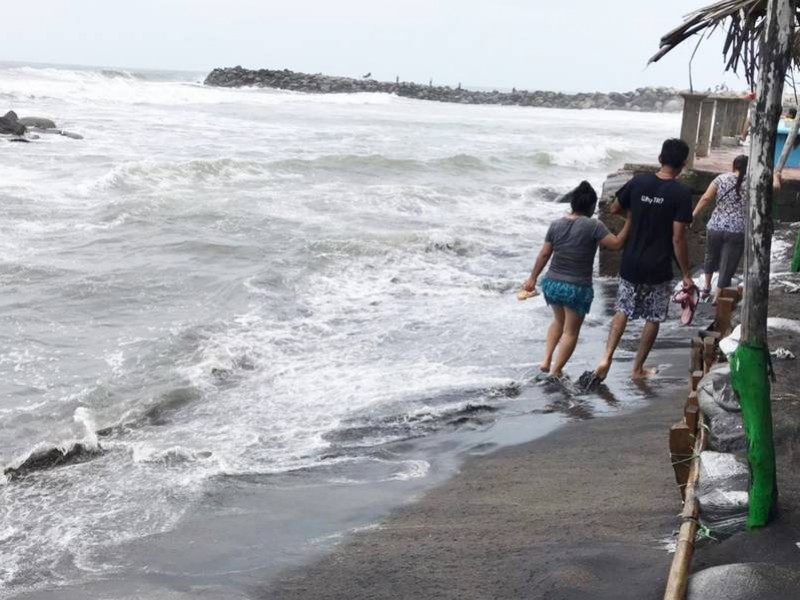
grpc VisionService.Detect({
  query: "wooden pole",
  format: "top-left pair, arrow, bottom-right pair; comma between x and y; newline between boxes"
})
734,0 -> 795,529
742,0 -> 793,342
696,98 -> 715,157
711,99 -> 729,148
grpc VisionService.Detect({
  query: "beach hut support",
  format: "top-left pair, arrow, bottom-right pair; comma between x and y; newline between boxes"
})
711,99 -> 730,148
696,99 -> 716,157
679,94 -> 707,167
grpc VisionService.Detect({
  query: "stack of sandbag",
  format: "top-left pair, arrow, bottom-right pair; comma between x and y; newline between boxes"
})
697,364 -> 746,452
695,365 -> 751,536
688,563 -> 800,600
695,450 -> 750,536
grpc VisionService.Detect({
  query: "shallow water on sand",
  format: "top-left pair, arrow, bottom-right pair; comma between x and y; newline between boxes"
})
0,63 -> 680,597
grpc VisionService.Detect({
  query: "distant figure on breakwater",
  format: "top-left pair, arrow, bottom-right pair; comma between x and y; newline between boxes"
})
522,181 -> 630,382
581,139 -> 694,386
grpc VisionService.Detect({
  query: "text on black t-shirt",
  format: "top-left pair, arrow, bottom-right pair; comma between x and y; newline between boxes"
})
617,172 -> 693,285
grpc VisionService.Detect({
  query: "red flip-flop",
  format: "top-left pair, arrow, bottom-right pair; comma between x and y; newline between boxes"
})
672,285 -> 700,325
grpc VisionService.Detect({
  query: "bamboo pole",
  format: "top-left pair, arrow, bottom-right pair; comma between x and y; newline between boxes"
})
663,415 -> 707,600
734,0 -> 795,529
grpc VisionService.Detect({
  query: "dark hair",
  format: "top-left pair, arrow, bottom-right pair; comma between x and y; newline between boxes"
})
732,154 -> 748,194
659,138 -> 690,169
566,180 -> 598,217
789,107 -> 798,119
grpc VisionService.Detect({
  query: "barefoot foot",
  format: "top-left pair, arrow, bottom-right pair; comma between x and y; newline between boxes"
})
594,358 -> 612,381
631,366 -> 659,380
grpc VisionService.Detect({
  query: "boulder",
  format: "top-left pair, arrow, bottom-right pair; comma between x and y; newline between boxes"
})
18,116 -> 57,129
0,110 -> 26,135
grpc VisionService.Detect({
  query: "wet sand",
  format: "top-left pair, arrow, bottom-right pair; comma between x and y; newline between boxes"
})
262,322 -> 700,600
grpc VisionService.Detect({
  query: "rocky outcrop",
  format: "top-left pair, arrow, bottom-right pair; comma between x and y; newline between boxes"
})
19,116 -> 57,129
204,66 -> 686,113
0,110 -> 26,135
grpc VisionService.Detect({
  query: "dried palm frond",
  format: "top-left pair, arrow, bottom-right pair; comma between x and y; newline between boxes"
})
649,0 -> 800,86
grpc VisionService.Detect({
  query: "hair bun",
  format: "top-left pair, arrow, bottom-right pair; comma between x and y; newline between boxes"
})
577,180 -> 594,193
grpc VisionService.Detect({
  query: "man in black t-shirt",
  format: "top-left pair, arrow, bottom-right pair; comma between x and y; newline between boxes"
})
588,139 -> 694,382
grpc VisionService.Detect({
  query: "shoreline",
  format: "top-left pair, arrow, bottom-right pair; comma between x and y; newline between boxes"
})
6,281 -> 700,600
261,230 -> 800,600
260,287 -> 707,599
204,66 -> 687,112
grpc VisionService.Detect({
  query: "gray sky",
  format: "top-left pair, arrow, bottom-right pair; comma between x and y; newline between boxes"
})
2,0 -> 749,92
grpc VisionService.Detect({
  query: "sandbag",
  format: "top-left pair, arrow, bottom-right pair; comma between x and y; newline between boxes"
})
697,365 -> 746,452
696,451 -> 749,537
688,563 -> 800,600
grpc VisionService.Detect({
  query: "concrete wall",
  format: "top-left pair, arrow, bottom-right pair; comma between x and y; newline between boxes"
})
597,164 -> 800,277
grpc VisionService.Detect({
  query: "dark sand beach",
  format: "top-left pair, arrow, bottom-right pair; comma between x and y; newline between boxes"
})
260,306 -> 701,599
263,364 -> 687,599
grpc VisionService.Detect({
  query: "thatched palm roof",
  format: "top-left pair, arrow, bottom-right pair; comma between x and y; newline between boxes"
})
649,1 -> 800,86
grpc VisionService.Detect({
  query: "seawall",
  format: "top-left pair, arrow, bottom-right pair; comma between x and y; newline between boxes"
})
204,66 -> 685,112
597,162 -> 800,277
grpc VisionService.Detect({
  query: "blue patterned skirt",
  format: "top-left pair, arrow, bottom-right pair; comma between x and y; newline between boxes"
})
540,278 -> 594,317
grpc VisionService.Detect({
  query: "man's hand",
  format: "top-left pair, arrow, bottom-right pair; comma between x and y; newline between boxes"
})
522,277 -> 536,292
682,274 -> 695,290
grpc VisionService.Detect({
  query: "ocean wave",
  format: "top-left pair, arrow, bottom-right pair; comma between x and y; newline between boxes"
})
528,145 -> 628,168
88,151 -> 518,193
131,445 -> 214,465
99,69 -> 144,80
55,146 -> 629,198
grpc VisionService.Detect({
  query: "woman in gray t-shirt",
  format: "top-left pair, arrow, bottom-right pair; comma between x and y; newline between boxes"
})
522,181 -> 630,380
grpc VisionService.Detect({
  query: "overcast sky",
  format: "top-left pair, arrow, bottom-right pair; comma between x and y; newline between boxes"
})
2,0 -> 750,92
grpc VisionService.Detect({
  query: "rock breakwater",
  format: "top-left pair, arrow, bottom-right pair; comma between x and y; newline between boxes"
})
204,66 -> 685,112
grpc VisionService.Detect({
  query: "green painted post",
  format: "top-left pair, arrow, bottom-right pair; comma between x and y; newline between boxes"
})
792,229 -> 800,272
730,345 -> 777,527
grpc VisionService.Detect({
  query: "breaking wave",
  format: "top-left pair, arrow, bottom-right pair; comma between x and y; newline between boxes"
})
88,148 -> 632,193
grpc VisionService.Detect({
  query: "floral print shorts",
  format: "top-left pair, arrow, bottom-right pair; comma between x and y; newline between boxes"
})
615,278 -> 672,323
